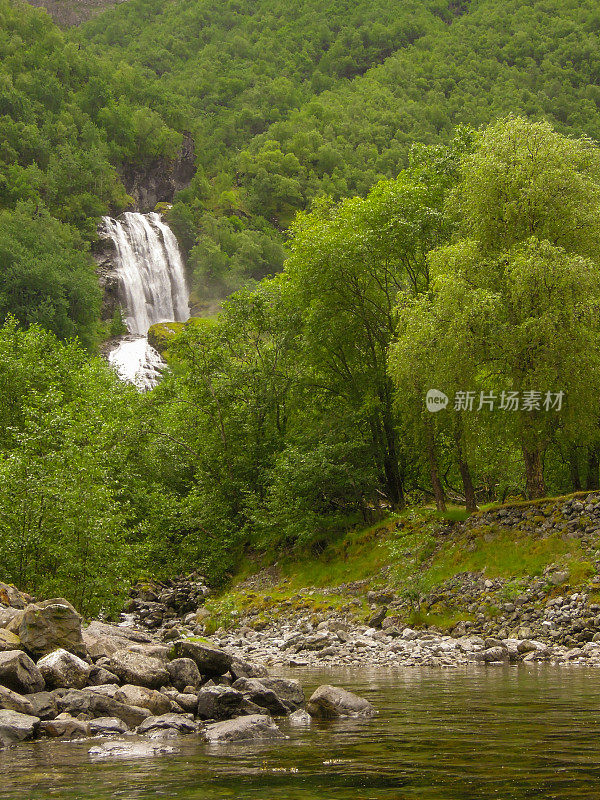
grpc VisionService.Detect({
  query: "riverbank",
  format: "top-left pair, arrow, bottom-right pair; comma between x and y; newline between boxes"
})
124,492 -> 600,670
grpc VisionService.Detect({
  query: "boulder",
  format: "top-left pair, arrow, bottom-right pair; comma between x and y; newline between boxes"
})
0,650 -> 45,694
89,717 -> 129,735
39,714 -> 90,738
306,685 -> 376,718
86,684 -> 120,699
137,713 -> 199,736
82,621 -> 151,661
114,686 -> 171,716
88,666 -> 119,686
109,650 -> 169,689
232,678 -> 289,716
0,709 -> 39,743
0,629 -> 22,653
204,714 -> 285,744
37,649 -> 91,689
27,691 -> 60,720
171,692 -> 199,714
166,658 -> 202,692
0,685 -> 35,716
258,677 -> 304,708
196,685 -> 244,721
0,608 -> 21,629
84,621 -> 152,644
88,740 -> 178,759
367,607 -> 387,629
0,583 -> 31,609
57,689 -> 151,728
474,646 -> 509,663
229,656 -> 269,680
9,599 -> 86,659
289,709 -> 311,725
171,639 -> 232,677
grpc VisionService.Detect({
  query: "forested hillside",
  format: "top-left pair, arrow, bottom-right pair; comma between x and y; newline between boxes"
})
75,0 -> 600,299
0,0 -> 178,345
2,0 -> 600,613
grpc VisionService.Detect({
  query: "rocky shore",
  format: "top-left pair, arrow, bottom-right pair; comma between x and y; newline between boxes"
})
0,587 -> 374,753
119,494 -> 600,672
5,493 -> 600,752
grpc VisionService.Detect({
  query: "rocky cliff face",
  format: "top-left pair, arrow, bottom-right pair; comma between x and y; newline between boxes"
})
120,133 -> 196,213
94,219 -> 120,324
25,0 -> 128,27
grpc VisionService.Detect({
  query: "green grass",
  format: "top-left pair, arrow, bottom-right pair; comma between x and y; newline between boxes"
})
198,495 -> 600,632
423,528 -> 584,588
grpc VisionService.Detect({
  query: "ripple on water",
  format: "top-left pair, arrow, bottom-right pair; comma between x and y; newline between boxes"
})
3,665 -> 600,800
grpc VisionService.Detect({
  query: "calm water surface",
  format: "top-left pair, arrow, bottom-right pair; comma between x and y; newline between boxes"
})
2,665 -> 600,800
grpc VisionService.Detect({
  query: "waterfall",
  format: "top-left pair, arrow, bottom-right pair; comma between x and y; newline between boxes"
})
102,212 -> 189,389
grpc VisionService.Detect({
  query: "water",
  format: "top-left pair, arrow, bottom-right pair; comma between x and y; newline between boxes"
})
3,665 -> 600,799
102,212 -> 189,389
107,336 -> 166,391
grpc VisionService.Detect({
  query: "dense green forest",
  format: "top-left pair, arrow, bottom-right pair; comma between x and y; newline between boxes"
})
0,0 -> 178,344
2,0 -> 600,613
75,0 -> 600,299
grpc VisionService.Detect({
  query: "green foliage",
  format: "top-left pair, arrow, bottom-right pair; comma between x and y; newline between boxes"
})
0,204 -> 101,348
0,0 -> 178,343
0,319 -> 143,615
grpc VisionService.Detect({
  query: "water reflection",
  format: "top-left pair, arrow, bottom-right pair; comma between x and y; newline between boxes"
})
2,665 -> 600,799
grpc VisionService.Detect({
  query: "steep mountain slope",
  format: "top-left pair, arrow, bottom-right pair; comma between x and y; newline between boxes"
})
0,0 -> 178,344
74,0 -> 600,304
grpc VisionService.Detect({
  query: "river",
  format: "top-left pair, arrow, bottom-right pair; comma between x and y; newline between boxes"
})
3,665 -> 600,799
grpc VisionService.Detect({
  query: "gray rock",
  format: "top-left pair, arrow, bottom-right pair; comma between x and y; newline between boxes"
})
549,571 -> 569,586
39,714 -> 90,738
367,607 -> 387,629
232,678 -> 289,716
229,656 -> 268,680
114,686 -> 171,716
109,650 -> 169,689
474,646 -> 509,662
88,716 -> 129,735
83,621 -> 151,661
0,629 -> 23,653
57,689 -> 151,728
0,709 -> 39,743
88,666 -> 119,686
166,658 -> 201,692
0,607 -> 21,629
27,691 -> 59,720
37,648 -> 90,689
0,685 -> 35,716
137,713 -> 199,736
88,740 -> 178,759
306,685 -> 376,718
258,677 -> 304,708
9,599 -> 86,659
204,714 -> 285,744
288,708 -> 311,725
171,692 -> 198,714
196,685 -> 244,721
171,639 -> 232,677
0,650 -> 45,694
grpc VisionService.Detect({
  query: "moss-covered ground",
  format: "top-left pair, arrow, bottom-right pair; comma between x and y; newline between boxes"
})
202,498 -> 600,634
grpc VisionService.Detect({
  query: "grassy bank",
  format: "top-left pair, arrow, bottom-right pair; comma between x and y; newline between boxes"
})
201,498 -> 600,634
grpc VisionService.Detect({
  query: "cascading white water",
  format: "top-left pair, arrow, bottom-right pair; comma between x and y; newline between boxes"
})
103,212 -> 189,389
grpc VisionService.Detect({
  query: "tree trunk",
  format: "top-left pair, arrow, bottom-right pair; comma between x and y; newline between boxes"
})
381,410 -> 405,510
522,444 -> 546,499
586,444 -> 600,491
569,445 -> 581,492
453,418 -> 478,512
425,419 -> 446,512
